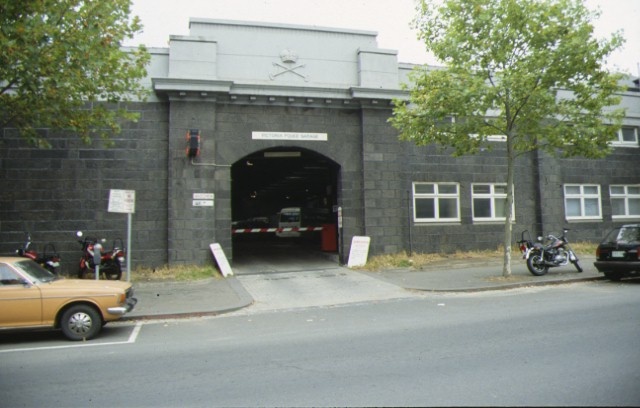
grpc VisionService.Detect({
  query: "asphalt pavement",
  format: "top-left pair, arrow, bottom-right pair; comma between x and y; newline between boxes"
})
124,254 -> 603,321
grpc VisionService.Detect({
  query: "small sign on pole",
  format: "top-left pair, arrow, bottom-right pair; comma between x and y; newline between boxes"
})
108,189 -> 135,281
347,236 -> 371,268
108,189 -> 135,214
209,243 -> 233,277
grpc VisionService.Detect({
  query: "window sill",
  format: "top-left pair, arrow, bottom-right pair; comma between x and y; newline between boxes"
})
565,217 -> 603,222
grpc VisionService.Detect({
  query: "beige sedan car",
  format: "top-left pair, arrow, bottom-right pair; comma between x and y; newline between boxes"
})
0,257 -> 137,341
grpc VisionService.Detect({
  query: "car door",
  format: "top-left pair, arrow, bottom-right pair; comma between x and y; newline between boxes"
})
0,263 -> 43,327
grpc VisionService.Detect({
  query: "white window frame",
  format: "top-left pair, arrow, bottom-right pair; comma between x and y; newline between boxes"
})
564,184 -> 602,221
471,183 -> 515,222
413,182 -> 460,223
611,127 -> 639,147
610,185 -> 640,219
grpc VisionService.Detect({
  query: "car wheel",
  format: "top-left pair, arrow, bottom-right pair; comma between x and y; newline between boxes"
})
604,272 -> 623,281
60,304 -> 103,341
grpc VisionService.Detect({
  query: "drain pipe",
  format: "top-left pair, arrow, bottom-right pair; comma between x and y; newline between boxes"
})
407,189 -> 413,257
190,159 -> 231,168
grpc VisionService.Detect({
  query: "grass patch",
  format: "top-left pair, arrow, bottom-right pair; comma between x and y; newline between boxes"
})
362,242 -> 597,271
131,264 -> 221,282
362,249 -> 502,271
126,242 -> 598,280
569,241 -> 598,254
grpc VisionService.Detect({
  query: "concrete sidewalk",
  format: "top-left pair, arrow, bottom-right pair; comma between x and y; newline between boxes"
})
124,255 -> 602,321
362,255 -> 601,292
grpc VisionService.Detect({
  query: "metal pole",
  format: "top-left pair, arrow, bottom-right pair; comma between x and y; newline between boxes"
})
407,189 -> 413,257
126,213 -> 132,281
93,243 -> 102,281
337,206 -> 344,265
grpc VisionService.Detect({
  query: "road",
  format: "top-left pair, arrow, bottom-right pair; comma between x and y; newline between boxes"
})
1,280 -> 639,407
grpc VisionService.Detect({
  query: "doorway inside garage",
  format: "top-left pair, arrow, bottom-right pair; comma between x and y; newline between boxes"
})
231,147 -> 340,267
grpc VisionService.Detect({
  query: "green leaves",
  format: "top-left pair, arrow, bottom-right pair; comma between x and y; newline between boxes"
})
0,0 -> 150,147
395,0 -> 626,159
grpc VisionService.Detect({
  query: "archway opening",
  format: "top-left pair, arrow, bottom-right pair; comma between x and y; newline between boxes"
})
231,147 -> 340,263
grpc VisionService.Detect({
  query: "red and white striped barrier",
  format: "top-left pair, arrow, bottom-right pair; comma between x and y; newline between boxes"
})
232,226 -> 324,234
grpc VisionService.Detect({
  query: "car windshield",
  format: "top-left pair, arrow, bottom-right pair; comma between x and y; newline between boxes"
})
13,259 -> 57,283
602,226 -> 640,244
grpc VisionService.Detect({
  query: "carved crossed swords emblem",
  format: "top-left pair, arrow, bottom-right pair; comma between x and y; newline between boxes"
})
269,62 -> 308,81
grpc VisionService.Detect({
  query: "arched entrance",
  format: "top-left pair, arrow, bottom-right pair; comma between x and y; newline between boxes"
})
231,147 -> 340,265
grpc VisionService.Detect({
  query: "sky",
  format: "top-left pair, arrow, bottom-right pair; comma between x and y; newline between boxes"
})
125,0 -> 640,75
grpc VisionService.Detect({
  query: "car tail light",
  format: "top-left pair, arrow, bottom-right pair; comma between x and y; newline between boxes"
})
596,247 -> 601,259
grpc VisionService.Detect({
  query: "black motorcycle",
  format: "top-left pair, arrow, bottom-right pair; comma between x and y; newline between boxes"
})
517,228 -> 583,276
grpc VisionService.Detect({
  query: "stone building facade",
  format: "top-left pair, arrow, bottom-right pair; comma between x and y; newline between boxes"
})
1,19 -> 639,274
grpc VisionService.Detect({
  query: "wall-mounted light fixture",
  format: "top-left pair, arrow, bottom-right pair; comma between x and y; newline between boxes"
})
186,129 -> 200,158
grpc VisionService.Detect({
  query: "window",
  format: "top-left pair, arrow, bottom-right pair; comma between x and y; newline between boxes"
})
611,127 -> 638,147
413,183 -> 460,222
611,185 -> 640,219
564,184 -> 602,220
472,183 -> 513,221
0,265 -> 22,286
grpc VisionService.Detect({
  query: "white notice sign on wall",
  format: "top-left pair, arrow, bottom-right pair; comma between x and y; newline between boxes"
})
252,131 -> 328,141
192,200 -> 214,207
193,193 -> 214,200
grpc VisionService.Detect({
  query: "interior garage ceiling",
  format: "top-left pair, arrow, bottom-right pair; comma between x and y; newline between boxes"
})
231,147 -> 339,223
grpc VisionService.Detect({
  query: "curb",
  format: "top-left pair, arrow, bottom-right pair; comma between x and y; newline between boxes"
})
403,275 -> 606,293
121,303 -> 254,322
122,276 -> 255,322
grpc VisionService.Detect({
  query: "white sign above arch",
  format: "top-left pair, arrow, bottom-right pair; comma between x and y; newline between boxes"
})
252,131 -> 328,141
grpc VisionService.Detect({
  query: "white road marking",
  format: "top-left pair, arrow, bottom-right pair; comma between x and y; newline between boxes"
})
0,321 -> 143,354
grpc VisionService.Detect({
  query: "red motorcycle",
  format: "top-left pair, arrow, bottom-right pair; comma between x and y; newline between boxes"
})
76,231 -> 125,280
15,232 -> 61,275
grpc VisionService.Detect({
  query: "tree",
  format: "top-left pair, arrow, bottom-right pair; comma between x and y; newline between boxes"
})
0,0 -> 150,148
390,0 -> 626,277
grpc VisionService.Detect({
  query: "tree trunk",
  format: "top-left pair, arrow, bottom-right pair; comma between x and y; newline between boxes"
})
502,134 -> 516,277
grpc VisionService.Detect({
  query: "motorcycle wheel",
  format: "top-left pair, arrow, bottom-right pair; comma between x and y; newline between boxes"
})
103,263 -> 122,280
526,251 -> 549,276
78,267 -> 90,279
45,265 -> 59,276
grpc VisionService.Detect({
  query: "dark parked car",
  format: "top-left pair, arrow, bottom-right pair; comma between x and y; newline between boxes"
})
594,224 -> 640,281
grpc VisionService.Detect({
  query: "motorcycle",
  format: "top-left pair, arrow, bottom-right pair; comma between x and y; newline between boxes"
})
517,228 -> 583,276
76,231 -> 125,280
15,232 -> 61,275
